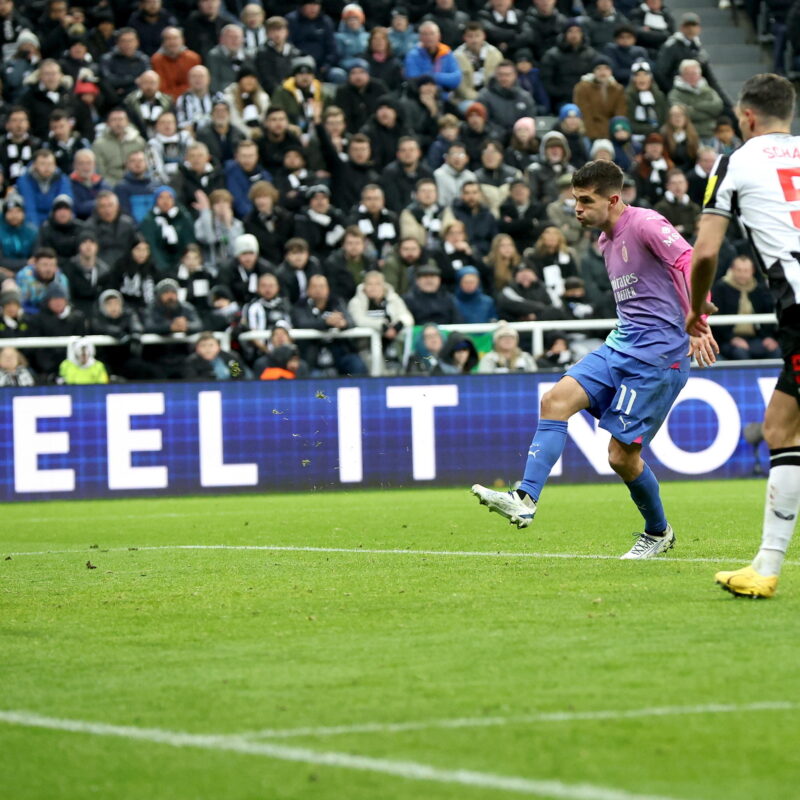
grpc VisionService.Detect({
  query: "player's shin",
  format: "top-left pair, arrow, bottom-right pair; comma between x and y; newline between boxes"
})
625,462 -> 668,535
518,419 -> 568,502
754,448 -> 800,576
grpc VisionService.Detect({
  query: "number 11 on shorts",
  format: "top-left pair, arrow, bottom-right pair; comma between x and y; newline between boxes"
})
615,384 -> 637,415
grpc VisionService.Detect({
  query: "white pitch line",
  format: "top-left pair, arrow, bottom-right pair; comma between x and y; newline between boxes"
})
4,543 -> 800,567
0,709 -> 680,800
239,701 -> 800,741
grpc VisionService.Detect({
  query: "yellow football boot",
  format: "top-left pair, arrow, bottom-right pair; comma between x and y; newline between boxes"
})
715,565 -> 778,599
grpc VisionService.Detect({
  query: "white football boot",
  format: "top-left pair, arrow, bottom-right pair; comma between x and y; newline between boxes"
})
471,484 -> 536,529
620,524 -> 675,559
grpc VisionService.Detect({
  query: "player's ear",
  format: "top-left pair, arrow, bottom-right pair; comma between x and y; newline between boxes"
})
608,193 -> 621,208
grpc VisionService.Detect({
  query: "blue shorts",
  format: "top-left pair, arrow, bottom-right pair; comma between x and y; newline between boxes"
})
564,344 -> 688,446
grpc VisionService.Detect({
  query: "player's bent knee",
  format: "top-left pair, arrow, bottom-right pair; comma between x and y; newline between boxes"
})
540,389 -> 569,420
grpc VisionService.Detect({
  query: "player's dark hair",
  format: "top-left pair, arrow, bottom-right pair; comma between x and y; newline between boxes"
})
572,160 -> 624,196
739,73 -> 795,121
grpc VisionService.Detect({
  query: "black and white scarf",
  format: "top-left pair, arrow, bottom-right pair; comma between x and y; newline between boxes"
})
307,209 -> 345,248
153,206 -> 180,248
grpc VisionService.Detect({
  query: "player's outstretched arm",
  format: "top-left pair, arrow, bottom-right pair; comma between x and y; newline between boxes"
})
686,214 -> 728,335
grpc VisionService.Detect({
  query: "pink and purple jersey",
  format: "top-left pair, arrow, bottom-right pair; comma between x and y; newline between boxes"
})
599,205 -> 693,370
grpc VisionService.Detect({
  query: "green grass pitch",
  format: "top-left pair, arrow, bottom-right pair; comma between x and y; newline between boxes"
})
2,480 -> 799,800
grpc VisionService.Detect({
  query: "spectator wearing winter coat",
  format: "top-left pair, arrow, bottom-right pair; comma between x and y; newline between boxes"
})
388,9 -> 417,58
453,22 -> 505,103
183,0 -> 225,61
629,0 -> 675,57
333,62 -> 389,134
447,181 -> 498,260
100,28 -> 150,101
454,265 -> 497,323
421,0 -> 469,50
523,225 -> 579,308
28,282 -> 86,376
255,16 -> 302,94
147,113 -> 192,184
459,103 -> 506,169
346,185 -> 399,262
609,117 -> 637,170
0,195 -> 37,271
554,105 -> 592,169
541,22 -> 599,112
85,191 -> 138,269
477,61 -> 539,130
399,178 -> 448,249
291,273 -> 367,376
383,236 -> 439,296
314,129 -> 380,213
43,111 -> 91,176
240,272 -> 292,361
138,185 -> 196,275
270,60 -> 324,133
274,238 -> 323,306
4,34 -> 40,104
69,150 -> 112,221
169,142 -> 226,216
16,247 -> 70,313
629,132 -> 674,204
434,142 -> 478,209
92,109 -> 147,187
711,256 -> 779,360
403,262 -> 462,325
89,289 -> 160,380
654,13 -> 729,104
477,0 -> 530,56
586,0 -> 631,49
17,149 -> 72,227
404,21 -> 462,93
287,2 -> 341,81
129,0 -> 177,56
405,321 -> 459,375
474,140 -> 522,218
513,49 -> 551,114
667,59 -> 724,140
123,71 -> 174,140
141,277 -> 203,378
224,140 -> 272,220
62,230 -> 110,316
602,24 -> 650,85
18,60 -> 75,140
105,235 -> 158,314
35,193 -> 83,266
686,146 -> 718,206
709,116 -> 742,157
323,227 -> 377,302
151,27 -> 202,100
218,233 -> 274,306
346,269 -> 412,374
0,2 -> 32,63
360,96 -> 413,172
525,131 -> 575,207
223,71 -> 270,140
243,181 -> 294,265
380,138 -> 434,215
56,336 -> 108,385
206,25 -> 255,95
0,345 -> 36,386
335,4 -> 369,70
498,180 -> 541,254
195,98 -> 246,167
183,332 -> 250,380
477,322 -> 537,373
114,150 -> 158,224
0,108 -> 40,189
175,65 -> 214,132
573,55 -> 628,140
654,168 -> 701,236
625,60 -> 668,142
193,188 -> 245,274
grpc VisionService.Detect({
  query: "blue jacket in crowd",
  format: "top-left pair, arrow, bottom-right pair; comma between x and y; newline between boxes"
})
16,168 -> 73,226
0,218 -> 37,270
287,9 -> 339,74
224,160 -> 273,220
454,267 -> 497,324
404,42 -> 462,91
115,171 -> 158,224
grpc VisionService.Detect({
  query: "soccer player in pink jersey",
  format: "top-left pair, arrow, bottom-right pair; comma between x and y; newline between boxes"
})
473,160 -> 718,559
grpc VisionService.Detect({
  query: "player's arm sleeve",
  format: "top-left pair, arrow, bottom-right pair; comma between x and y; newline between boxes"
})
640,213 -> 692,268
701,154 -> 735,219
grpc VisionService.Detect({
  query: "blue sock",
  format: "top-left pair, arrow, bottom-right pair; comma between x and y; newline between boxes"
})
518,420 -> 568,502
626,463 -> 667,534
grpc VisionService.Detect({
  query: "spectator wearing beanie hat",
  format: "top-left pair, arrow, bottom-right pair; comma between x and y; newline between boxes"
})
609,115 -> 636,170
138,185 -> 196,274
0,194 -> 38,272
335,4 -> 369,71
63,229 -> 110,316
573,54 -> 627,139
218,233 -> 274,306
602,24 -> 650,86
36,193 -> 84,267
459,101 -> 504,169
541,20 -> 598,112
554,104 -> 591,169
29,280 -> 87,377
513,48 -> 550,115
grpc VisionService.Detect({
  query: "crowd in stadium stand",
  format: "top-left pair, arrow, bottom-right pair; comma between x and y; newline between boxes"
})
0,0 -> 781,385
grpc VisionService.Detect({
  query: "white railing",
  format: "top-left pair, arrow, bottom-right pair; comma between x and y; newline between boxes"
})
0,330 -> 232,351
402,314 -> 780,367
238,327 -> 384,377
